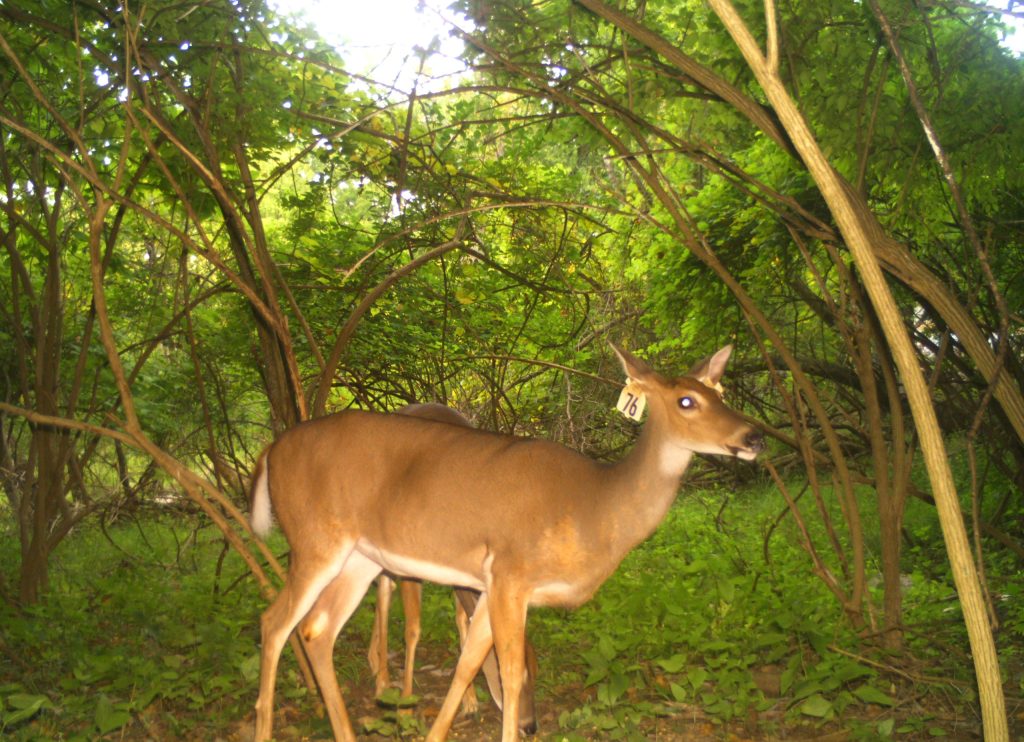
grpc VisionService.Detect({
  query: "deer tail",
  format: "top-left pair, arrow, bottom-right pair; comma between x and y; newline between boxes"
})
250,452 -> 273,537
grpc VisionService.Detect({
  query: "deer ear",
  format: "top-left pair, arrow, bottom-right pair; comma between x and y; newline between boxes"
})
610,342 -> 654,381
689,345 -> 733,387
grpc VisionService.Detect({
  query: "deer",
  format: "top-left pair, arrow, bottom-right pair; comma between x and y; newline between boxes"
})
249,343 -> 764,742
367,403 -> 539,732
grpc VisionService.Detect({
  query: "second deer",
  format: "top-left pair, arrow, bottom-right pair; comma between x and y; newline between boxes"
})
367,403 -> 538,732
250,344 -> 764,742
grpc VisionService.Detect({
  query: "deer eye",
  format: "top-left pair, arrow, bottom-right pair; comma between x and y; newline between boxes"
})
678,396 -> 696,410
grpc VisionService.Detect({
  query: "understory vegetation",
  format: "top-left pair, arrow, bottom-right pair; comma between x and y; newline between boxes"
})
2,475 -> 1018,740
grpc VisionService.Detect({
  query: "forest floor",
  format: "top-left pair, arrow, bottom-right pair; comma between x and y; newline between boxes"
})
214,637 -> 994,742
3,498 -> 1018,742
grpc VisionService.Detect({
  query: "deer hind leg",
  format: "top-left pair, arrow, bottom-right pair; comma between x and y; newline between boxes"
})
425,593 -> 495,742
298,552 -> 382,742
368,575 -> 394,696
398,579 -> 422,701
454,588 -> 480,716
254,546 -> 354,742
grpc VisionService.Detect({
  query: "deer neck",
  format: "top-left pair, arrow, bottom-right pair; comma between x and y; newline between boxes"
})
600,413 -> 693,556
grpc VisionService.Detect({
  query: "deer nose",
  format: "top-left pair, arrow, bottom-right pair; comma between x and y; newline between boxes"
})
745,430 -> 765,452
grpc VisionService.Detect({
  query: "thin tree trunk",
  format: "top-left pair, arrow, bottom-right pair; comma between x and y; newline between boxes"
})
706,2 -> 1007,738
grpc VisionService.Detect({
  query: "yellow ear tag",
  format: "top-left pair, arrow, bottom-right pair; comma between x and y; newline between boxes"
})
616,379 -> 646,421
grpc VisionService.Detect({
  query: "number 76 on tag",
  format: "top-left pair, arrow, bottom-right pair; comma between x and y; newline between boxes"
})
616,381 -> 646,421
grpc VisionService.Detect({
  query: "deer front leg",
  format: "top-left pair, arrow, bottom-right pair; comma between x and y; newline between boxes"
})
425,593 -> 494,742
489,586 -> 529,742
455,586 -> 539,734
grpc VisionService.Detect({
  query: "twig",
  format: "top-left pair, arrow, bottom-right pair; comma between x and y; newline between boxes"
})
827,643 -> 971,689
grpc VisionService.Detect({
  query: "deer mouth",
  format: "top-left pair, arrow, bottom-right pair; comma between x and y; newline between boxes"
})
730,431 -> 764,460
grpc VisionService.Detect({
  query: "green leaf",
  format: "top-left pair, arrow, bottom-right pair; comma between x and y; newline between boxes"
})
239,653 -> 261,683
3,693 -> 53,726
133,686 -> 161,711
791,677 -> 825,701
780,656 -> 800,694
94,695 -> 131,735
584,665 -> 609,687
799,693 -> 833,718
605,668 -> 631,702
833,661 -> 874,683
853,684 -> 895,706
655,654 -> 687,673
376,687 -> 420,708
360,715 -> 396,735
6,692 -> 53,711
686,667 -> 708,690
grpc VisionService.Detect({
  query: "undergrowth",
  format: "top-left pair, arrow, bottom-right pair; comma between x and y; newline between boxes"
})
0,517 -> 268,740
0,481 -> 1012,740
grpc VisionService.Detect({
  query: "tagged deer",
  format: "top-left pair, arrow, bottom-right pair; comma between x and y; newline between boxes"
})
250,344 -> 763,742
367,404 -> 538,732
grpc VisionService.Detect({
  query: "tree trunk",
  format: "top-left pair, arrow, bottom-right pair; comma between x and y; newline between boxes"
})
18,214 -> 69,604
706,2 -> 1008,737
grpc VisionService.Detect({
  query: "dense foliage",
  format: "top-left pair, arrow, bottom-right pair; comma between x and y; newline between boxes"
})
1,0 -> 1022,738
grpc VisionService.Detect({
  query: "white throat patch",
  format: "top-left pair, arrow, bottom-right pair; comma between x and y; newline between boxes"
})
659,444 -> 695,477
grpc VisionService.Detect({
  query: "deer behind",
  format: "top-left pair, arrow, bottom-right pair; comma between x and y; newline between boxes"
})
368,403 -> 538,731
250,344 -> 763,742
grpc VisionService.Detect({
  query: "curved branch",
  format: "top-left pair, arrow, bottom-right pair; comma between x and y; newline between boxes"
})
573,0 -> 795,155
312,231 -> 467,416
